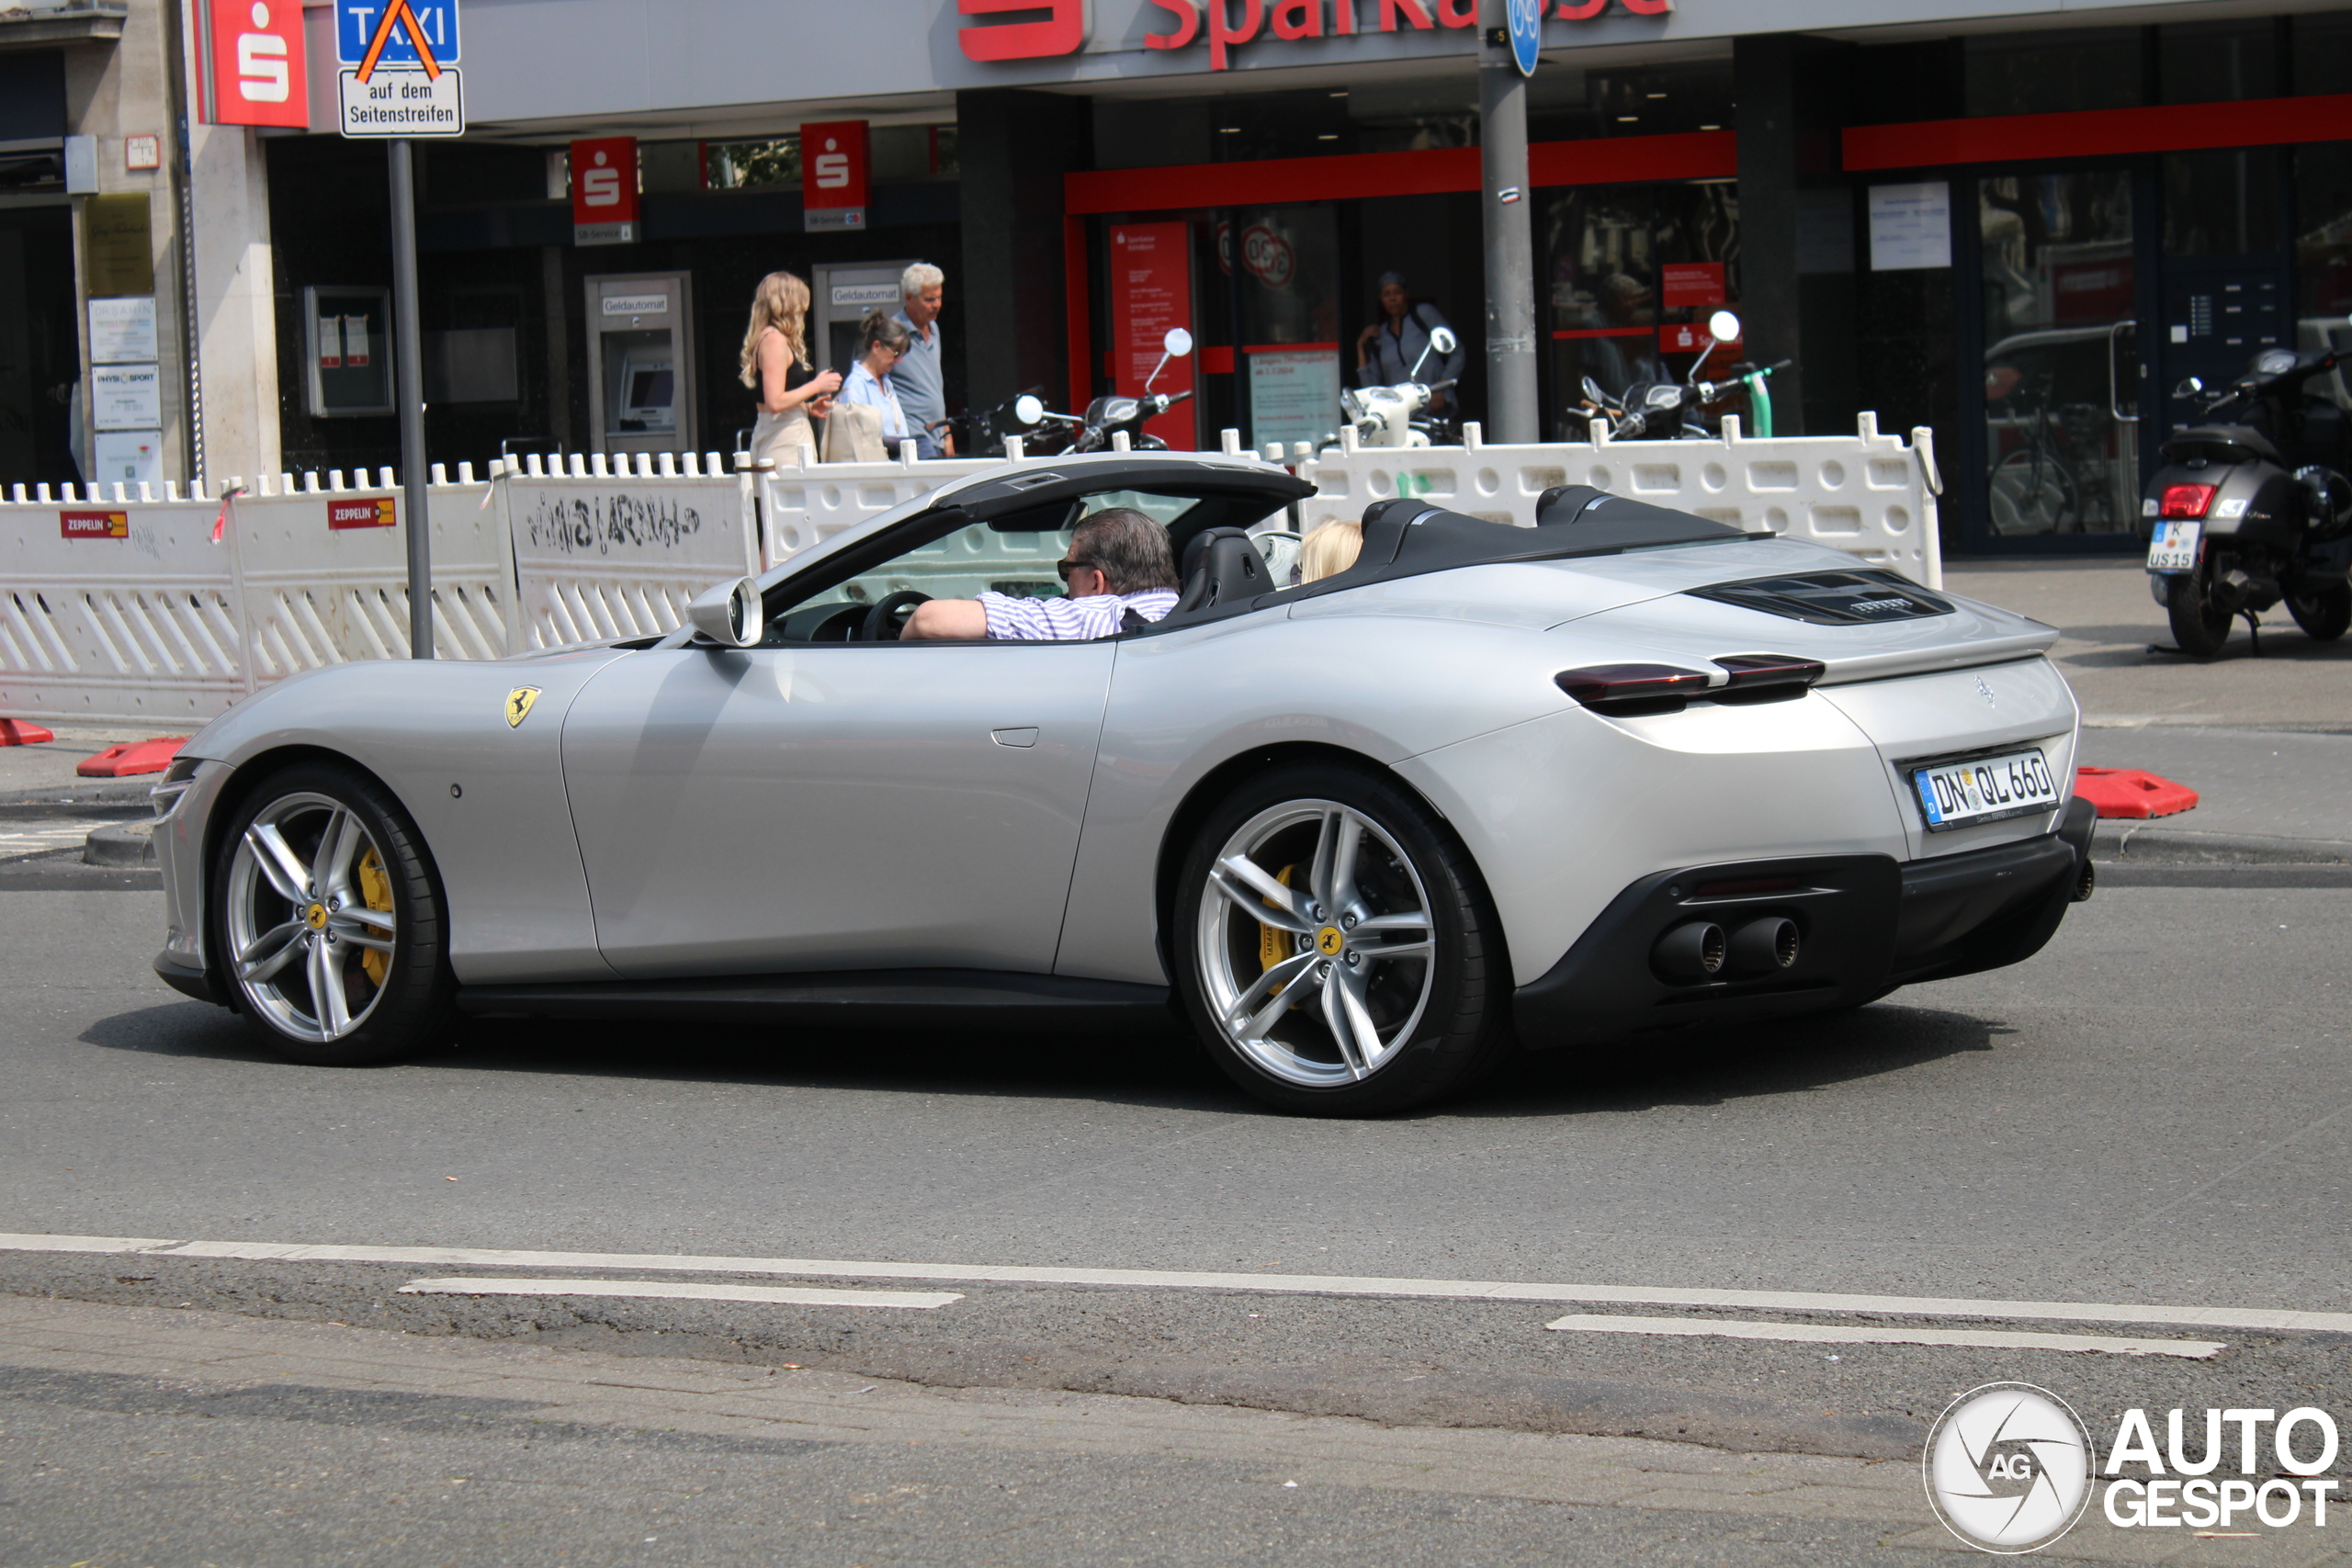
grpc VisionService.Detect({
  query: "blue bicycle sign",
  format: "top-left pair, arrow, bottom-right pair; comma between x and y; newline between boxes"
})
1507,0 -> 1542,76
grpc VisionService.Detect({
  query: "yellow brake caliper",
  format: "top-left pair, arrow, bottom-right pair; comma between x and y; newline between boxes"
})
356,846 -> 393,987
1258,864 -> 1296,994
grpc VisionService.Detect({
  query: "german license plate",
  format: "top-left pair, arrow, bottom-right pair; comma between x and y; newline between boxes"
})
2146,520 -> 2200,572
1912,748 -> 2062,831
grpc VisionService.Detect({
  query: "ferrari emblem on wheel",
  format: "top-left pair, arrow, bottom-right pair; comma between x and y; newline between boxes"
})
1316,925 -> 1345,956
505,687 -> 540,728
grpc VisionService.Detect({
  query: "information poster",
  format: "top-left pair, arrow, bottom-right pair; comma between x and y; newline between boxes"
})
1248,348 -> 1340,454
1110,222 -> 1193,449
87,297 -> 158,364
92,429 -> 163,488
1868,182 -> 1951,271
91,363 -> 163,431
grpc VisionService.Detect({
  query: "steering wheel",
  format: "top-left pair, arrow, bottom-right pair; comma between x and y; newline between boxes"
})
859,590 -> 931,642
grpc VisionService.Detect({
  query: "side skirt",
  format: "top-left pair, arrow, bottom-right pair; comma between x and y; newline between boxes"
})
456,969 -> 1175,1034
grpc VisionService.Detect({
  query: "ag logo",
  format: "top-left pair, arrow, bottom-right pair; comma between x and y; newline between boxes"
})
504,686 -> 540,728
1924,1382 -> 2094,1553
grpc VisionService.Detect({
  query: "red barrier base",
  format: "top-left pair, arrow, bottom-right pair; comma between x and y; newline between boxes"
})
77,737 -> 189,778
2075,766 -> 2199,818
0,719 -> 54,746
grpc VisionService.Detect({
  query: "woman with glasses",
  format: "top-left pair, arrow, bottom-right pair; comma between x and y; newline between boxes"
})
825,310 -> 914,462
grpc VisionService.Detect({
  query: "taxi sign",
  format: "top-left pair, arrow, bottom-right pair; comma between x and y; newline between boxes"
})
337,0 -> 458,67
335,0 -> 463,137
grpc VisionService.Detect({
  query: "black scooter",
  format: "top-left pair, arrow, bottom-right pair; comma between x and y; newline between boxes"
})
2143,344 -> 2352,656
1013,328 -> 1196,456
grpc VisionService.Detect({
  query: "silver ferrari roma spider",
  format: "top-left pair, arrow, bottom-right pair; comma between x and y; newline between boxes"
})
151,453 -> 2095,1114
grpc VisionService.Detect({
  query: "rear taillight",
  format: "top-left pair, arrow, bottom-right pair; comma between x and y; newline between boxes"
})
2158,483 -> 2218,520
1555,664 -> 1711,716
1712,653 -> 1825,704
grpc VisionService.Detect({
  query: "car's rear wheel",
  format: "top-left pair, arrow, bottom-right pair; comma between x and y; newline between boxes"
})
1174,762 -> 1510,1116
210,762 -> 453,1065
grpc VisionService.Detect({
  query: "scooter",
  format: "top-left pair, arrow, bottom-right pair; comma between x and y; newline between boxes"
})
1337,326 -> 1461,448
1569,310 -> 1792,441
1013,329 -> 1197,455
2143,342 -> 2352,656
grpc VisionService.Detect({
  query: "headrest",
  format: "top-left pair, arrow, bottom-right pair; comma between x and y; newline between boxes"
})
1172,526 -> 1269,615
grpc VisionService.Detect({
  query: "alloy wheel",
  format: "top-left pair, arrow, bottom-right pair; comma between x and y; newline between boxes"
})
223,791 -> 398,1042
1193,798 -> 1436,1088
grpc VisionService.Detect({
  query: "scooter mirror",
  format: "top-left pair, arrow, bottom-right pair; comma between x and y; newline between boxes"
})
1581,375 -> 1609,405
1013,393 -> 1046,426
1429,326 -> 1459,355
2172,377 -> 2204,398
1163,327 -> 1194,358
1707,310 -> 1742,344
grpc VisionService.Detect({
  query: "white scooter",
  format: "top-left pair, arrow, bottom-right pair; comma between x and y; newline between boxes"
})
1337,326 -> 1460,449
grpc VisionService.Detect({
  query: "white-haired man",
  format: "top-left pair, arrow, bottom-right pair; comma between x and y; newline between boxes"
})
892,262 -> 951,458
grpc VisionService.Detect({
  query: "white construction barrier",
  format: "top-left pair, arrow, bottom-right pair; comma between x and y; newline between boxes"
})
756,446 -> 1001,569
1293,412 -> 1945,588
498,450 -> 754,649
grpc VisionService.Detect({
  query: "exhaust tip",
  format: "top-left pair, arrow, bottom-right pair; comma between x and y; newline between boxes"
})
2072,858 -> 2097,903
1653,921 -> 1728,983
1728,917 -> 1801,976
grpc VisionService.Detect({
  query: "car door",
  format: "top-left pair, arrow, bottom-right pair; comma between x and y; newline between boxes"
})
560,639 -> 1113,979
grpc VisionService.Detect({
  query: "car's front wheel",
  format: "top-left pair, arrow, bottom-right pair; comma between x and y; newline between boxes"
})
1174,762 -> 1510,1115
210,762 -> 454,1065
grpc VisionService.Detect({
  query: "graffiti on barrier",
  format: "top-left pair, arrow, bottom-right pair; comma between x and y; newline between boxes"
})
516,492 -> 711,558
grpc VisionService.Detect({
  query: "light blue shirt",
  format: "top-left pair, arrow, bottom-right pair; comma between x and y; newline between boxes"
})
840,362 -> 909,441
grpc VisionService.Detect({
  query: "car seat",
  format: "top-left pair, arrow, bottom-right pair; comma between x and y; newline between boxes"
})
1170,526 -> 1270,615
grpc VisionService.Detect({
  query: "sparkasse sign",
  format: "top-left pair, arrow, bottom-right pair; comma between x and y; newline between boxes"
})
955,0 -> 1671,70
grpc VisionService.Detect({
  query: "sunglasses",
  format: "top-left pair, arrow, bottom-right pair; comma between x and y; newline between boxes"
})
1055,557 -> 1099,584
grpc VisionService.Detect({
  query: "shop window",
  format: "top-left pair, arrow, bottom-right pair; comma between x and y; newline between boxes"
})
2158,19 -> 2278,105
2163,150 -> 2279,256
2293,13 -> 2352,96
1543,182 -> 1738,438
425,286 -> 522,406
1964,28 -> 2143,118
1225,205 -> 1340,451
421,142 -> 546,207
705,137 -> 799,190
1525,59 -> 1736,141
2296,142 -> 2352,323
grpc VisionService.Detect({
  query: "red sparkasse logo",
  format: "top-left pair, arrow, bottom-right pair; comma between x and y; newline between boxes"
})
205,0 -> 310,129
327,498 -> 396,530
956,0 -> 1087,60
60,510 -> 130,540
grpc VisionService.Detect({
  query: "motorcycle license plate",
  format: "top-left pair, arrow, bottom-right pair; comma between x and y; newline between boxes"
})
1911,748 -> 2062,832
2146,520 -> 2200,572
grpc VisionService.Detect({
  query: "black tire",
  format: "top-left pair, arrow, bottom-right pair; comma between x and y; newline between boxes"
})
2164,567 -> 2233,658
1172,761 -> 1510,1116
208,761 -> 455,1066
2287,581 -> 2351,642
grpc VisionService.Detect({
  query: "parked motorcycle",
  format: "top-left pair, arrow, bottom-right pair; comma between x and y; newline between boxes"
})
1568,310 -> 1792,441
1336,326 -> 1461,448
1012,328 -> 1196,455
2143,343 -> 2352,656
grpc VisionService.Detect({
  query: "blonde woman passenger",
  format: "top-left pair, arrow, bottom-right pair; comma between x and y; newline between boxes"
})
1297,520 -> 1363,584
740,270 -> 840,469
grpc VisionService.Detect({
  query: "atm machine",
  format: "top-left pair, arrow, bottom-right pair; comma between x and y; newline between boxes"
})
583,272 -> 697,456
811,259 -> 919,377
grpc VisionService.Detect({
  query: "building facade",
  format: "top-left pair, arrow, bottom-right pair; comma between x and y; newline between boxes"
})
8,0 -> 2352,553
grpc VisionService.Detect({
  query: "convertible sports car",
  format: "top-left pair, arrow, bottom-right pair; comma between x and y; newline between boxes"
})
150,453 -> 2096,1114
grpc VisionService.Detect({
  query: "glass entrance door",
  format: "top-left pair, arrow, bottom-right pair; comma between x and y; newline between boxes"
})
1977,171 -> 2142,536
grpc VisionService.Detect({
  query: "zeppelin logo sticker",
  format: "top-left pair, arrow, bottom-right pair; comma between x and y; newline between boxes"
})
328,498 -> 397,530
61,510 -> 130,539
505,687 -> 540,728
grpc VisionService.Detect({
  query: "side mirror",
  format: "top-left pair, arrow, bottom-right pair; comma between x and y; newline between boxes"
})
2172,377 -> 2204,398
1707,310 -> 1742,343
1429,326 -> 1459,355
1012,393 -> 1046,426
1164,327 -> 1194,358
686,576 -> 763,649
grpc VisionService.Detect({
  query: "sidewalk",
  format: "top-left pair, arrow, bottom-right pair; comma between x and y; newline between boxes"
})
0,1292 -> 2329,1566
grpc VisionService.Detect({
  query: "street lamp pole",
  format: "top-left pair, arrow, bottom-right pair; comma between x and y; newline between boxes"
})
1478,0 -> 1540,445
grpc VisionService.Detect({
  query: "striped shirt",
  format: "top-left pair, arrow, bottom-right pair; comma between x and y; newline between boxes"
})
978,588 -> 1179,641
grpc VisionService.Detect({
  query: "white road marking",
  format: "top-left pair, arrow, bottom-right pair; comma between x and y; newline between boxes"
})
399,1277 -> 961,1309
0,821 -> 117,861
2,1233 -> 2341,1335
1544,1313 -> 2225,1360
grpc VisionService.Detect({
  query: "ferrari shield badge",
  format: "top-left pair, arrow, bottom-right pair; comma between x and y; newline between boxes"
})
505,686 -> 541,728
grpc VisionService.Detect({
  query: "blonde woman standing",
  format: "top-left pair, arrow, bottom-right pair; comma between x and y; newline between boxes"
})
739,270 -> 840,468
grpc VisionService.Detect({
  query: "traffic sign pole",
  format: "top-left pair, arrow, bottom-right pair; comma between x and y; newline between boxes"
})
1478,0 -> 1540,445
388,138 -> 433,659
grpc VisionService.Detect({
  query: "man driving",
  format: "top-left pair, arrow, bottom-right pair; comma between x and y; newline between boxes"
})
903,508 -> 1181,641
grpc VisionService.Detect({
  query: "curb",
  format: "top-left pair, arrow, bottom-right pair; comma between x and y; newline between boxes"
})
82,821 -> 157,868
2090,822 -> 2352,865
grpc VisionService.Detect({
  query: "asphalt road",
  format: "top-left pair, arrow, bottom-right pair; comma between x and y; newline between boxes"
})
0,863 -> 2347,1564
